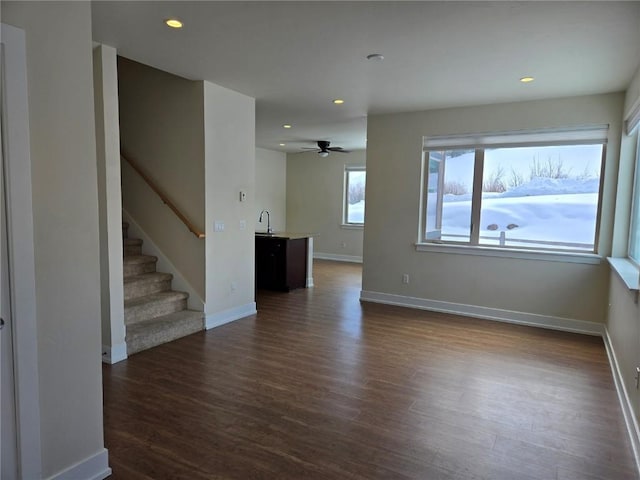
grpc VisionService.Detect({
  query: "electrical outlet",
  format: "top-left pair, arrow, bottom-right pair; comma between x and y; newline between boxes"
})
402,274 -> 410,284
239,220 -> 246,230
239,191 -> 247,202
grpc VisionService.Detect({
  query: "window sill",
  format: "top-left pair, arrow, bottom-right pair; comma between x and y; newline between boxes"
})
341,224 -> 364,230
607,257 -> 640,291
415,242 -> 602,265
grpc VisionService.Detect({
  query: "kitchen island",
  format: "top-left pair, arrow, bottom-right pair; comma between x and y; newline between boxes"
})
255,233 -> 314,291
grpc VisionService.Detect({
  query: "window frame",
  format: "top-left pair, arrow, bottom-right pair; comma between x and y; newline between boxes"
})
419,127 -> 608,256
343,166 -> 366,227
627,132 -> 640,266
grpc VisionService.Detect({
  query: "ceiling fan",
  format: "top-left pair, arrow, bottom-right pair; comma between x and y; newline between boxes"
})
303,140 -> 351,157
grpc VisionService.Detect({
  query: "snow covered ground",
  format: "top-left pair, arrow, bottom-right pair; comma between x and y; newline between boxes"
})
438,178 -> 599,250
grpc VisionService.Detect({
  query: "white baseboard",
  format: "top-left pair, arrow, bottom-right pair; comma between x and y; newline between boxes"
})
101,342 -> 127,364
359,290 -> 605,336
122,210 -> 205,311
314,252 -> 363,263
603,327 -> 640,474
206,302 -> 257,330
306,276 -> 314,288
46,448 -> 111,480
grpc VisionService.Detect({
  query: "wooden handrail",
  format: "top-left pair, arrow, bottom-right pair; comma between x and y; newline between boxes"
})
121,153 -> 205,239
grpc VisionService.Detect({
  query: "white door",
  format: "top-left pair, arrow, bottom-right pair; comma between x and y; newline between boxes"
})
0,71 -> 19,478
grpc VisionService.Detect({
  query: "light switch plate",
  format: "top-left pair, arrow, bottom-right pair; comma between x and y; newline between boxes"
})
214,221 -> 225,232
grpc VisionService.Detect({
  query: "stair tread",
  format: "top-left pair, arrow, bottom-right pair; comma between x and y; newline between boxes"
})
125,310 -> 204,354
126,310 -> 204,335
125,290 -> 188,309
124,272 -> 172,285
124,238 -> 142,246
123,254 -> 157,265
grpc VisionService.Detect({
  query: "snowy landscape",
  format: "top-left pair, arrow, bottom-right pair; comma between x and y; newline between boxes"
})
426,145 -> 603,251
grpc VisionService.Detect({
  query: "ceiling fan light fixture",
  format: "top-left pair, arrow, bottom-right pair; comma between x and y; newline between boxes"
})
283,124 -> 292,129
333,99 -> 345,105
520,76 -> 535,83
318,151 -> 330,158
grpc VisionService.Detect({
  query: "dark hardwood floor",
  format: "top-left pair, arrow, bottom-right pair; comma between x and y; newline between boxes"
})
103,260 -> 638,479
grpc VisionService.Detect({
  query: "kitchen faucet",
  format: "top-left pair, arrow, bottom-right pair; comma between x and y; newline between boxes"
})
259,210 -> 272,234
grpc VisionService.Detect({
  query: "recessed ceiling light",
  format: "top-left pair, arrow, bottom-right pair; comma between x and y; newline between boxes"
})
165,18 -> 183,29
367,53 -> 384,61
520,76 -> 535,83
333,99 -> 345,105
279,143 -> 286,146
283,124 -> 292,129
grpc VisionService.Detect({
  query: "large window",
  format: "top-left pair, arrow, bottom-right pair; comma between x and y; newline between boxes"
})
629,133 -> 640,264
421,126 -> 608,253
344,166 -> 366,225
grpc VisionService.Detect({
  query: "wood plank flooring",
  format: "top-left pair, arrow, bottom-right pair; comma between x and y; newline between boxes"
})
103,260 -> 638,479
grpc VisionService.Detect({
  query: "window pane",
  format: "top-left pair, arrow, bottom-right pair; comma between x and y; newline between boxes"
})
346,170 -> 366,223
425,150 -> 475,242
629,136 -> 640,262
478,145 -> 602,251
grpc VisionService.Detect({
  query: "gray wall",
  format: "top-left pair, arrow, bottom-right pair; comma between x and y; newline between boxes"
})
255,148 -> 286,233
287,150 -> 366,261
3,1 -> 106,477
204,81 -> 256,321
363,93 -> 624,325
607,64 -> 640,424
118,57 -> 206,300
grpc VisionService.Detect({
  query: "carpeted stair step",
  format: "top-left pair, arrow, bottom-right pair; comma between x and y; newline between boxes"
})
124,237 -> 143,257
126,310 -> 204,355
124,272 -> 173,300
125,291 -> 188,325
123,254 -> 157,277
122,221 -> 129,239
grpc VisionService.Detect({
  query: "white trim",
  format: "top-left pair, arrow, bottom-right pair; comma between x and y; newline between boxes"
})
101,342 -> 127,365
359,290 -> 604,336
46,448 -> 111,480
340,224 -> 364,230
607,257 -> 640,291
1,23 -> 42,478
415,242 -> 602,265
122,210 -> 204,311
314,252 -> 363,264
205,302 -> 256,330
603,327 -> 640,475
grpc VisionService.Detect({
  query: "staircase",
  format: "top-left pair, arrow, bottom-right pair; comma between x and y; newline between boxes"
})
122,222 -> 204,355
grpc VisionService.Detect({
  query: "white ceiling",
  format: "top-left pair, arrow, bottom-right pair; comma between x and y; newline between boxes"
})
91,1 -> 640,153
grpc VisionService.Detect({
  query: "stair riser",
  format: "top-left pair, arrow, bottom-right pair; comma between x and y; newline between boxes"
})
125,298 -> 187,325
124,245 -> 142,256
124,279 -> 172,300
123,261 -> 156,277
126,318 -> 203,355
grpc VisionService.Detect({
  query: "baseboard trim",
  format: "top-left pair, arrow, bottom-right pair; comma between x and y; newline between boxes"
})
46,448 -> 111,480
314,252 -> 363,263
603,327 -> 640,474
205,302 -> 257,330
101,342 -> 127,364
306,276 -> 315,288
359,290 -> 605,336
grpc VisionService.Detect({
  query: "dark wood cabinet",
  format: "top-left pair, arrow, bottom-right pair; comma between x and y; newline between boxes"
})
255,236 -> 307,292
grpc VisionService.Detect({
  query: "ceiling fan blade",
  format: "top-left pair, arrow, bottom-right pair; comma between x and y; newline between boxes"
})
328,147 -> 351,153
301,147 -> 319,150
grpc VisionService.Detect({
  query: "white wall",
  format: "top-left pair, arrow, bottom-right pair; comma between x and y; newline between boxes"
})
204,81 -> 256,325
287,150 -> 366,261
2,1 -> 108,478
606,64 -> 640,433
363,93 -> 624,326
118,57 -> 206,300
255,148 -> 286,233
93,44 -> 126,363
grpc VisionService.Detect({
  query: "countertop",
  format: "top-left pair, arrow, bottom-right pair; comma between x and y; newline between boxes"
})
255,232 -> 315,240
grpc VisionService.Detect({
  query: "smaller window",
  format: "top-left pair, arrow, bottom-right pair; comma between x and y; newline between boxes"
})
344,167 -> 366,225
628,133 -> 640,264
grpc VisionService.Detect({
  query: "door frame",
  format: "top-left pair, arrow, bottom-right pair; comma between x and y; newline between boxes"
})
1,22 -> 42,478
